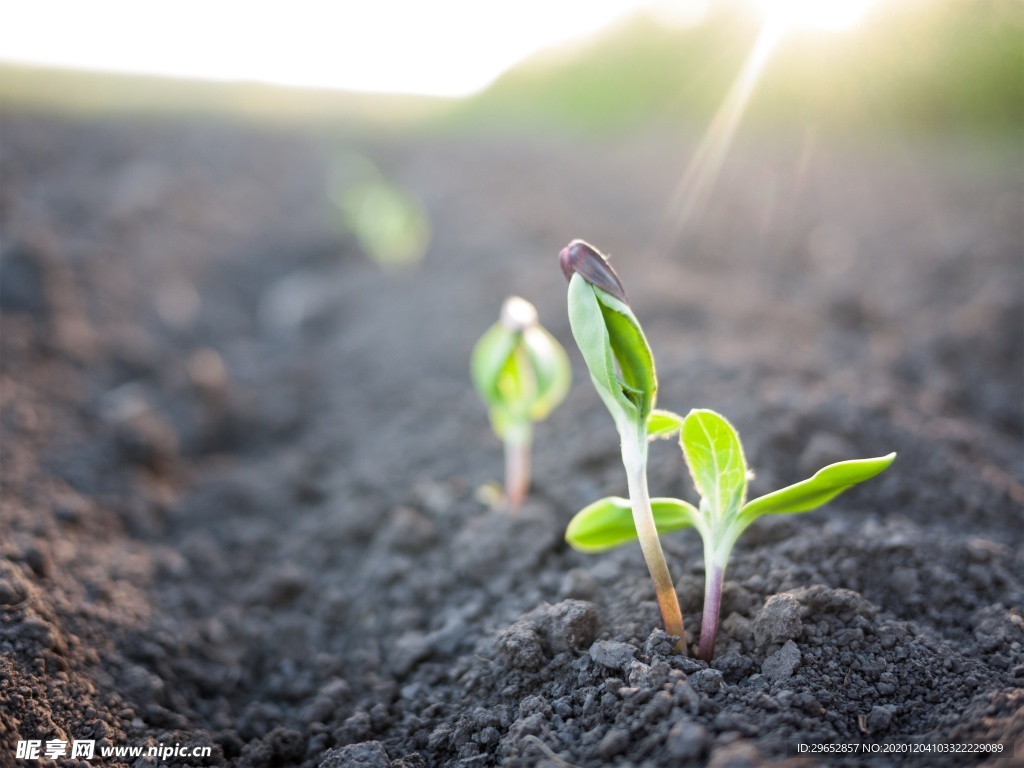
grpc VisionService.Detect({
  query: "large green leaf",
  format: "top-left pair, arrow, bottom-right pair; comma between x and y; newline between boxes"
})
566,273 -> 656,431
567,273 -> 625,419
740,453 -> 896,523
597,291 -> 656,424
565,496 -> 699,553
681,409 -> 748,523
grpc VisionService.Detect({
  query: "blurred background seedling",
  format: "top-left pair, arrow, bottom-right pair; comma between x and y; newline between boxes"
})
329,154 -> 430,269
471,296 -> 571,510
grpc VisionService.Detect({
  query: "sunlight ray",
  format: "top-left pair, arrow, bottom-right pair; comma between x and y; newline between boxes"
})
663,21 -> 783,245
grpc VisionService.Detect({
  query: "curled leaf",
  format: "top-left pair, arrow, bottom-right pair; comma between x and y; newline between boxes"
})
471,296 -> 571,438
565,255 -> 656,432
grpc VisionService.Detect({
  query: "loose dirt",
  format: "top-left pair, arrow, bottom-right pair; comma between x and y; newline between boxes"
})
2,113 -> 1021,767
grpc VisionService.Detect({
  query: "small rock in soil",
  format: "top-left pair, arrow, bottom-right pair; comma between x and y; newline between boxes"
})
319,740 -> 390,768
589,640 -> 637,671
643,628 -> 678,658
866,704 -> 898,733
496,620 -> 546,671
790,584 -> 877,619
754,593 -> 803,650
691,668 -> 725,694
761,639 -> 801,681
537,599 -> 600,654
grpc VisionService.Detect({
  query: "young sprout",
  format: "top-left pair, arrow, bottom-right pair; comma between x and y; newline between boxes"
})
567,406 -> 895,661
472,296 -> 571,510
559,239 -> 686,648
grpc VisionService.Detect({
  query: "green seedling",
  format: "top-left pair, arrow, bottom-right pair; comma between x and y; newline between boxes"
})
567,405 -> 894,661
559,239 -> 686,648
332,154 -> 430,268
560,239 -> 894,659
472,296 -> 571,510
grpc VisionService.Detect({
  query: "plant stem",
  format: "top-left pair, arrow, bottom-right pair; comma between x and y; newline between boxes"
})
504,424 -> 532,511
622,433 -> 685,651
697,549 -> 724,662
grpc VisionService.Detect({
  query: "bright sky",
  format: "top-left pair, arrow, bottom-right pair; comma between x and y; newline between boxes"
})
1,0 -> 882,98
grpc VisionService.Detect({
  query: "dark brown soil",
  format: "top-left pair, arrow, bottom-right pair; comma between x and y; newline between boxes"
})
1,112 -> 1021,768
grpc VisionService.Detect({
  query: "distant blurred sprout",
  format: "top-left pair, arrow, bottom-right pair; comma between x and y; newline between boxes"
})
331,155 -> 430,268
471,296 -> 571,510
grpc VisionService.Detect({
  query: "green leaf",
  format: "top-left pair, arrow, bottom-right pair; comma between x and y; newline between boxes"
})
470,322 -> 519,409
647,409 -> 685,440
566,273 -> 656,431
339,176 -> 430,269
522,326 -> 572,421
597,292 -> 656,424
471,300 -> 571,438
740,453 -> 896,523
565,496 -> 699,553
681,409 -> 748,522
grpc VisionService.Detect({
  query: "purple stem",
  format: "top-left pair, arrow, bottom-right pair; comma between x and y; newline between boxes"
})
698,560 -> 724,662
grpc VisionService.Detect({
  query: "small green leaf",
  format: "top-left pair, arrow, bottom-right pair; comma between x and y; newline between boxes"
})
470,323 -> 519,410
740,453 -> 896,523
565,496 -> 699,553
522,326 -> 572,421
336,163 -> 430,269
647,409 -> 685,440
681,409 -> 748,522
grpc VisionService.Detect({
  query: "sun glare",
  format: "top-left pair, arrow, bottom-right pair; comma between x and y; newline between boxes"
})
3,0 -> 888,98
754,0 -> 882,31
663,22 -> 782,244
657,0 -> 888,247
1,0 -> 645,98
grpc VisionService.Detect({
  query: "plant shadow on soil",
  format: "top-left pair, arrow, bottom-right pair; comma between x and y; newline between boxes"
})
1,113 -> 1022,767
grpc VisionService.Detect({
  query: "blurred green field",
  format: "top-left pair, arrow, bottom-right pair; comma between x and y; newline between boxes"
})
450,0 -> 1022,138
0,65 -> 447,128
1,0 -> 1020,139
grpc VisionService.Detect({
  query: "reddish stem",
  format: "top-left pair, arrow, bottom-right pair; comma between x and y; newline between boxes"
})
504,432 -> 531,511
697,560 -> 724,662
